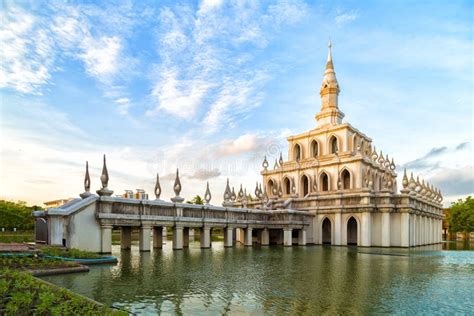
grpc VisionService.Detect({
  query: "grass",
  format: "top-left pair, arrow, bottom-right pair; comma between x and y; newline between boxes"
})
0,231 -> 34,243
0,255 -> 78,270
40,246 -> 102,259
0,269 -> 126,315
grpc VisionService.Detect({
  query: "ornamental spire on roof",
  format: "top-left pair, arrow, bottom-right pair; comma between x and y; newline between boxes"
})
315,40 -> 344,126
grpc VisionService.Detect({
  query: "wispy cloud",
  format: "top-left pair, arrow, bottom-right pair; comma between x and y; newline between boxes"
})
147,0 -> 308,131
334,10 -> 358,27
0,7 -> 54,94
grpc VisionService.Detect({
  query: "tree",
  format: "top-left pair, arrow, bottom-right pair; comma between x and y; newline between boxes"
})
186,195 -> 204,205
0,200 -> 42,230
447,196 -> 474,237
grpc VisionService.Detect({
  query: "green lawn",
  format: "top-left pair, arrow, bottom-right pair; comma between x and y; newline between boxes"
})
0,231 -> 34,243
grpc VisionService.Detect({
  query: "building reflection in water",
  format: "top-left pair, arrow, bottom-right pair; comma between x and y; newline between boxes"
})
40,241 -> 472,314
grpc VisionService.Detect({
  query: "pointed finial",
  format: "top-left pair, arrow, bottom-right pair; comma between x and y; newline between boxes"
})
174,169 -> 181,196
274,159 -> 279,170
328,38 -> 332,60
262,156 -> 269,171
402,168 -> 409,189
204,182 -> 211,204
154,173 -> 162,200
80,161 -> 92,199
100,154 -> 109,189
171,168 -> 184,203
279,152 -> 284,165
84,161 -> 90,192
231,187 -> 236,202
96,154 -> 113,196
224,178 -> 231,201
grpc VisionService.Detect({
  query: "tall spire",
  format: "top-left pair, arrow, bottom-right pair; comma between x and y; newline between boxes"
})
326,39 -> 334,70
315,40 -> 344,126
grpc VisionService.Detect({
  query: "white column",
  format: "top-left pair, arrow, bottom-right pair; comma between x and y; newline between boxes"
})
101,225 -> 112,254
409,213 -> 415,247
200,227 -> 211,248
438,219 -> 442,243
429,218 -> 433,244
400,213 -> 410,247
224,227 -> 233,247
244,227 -> 253,246
173,226 -> 184,250
261,228 -> 270,246
139,226 -> 151,252
334,213 -> 342,245
283,228 -> 292,246
121,226 -> 132,250
361,212 -> 372,247
298,229 -> 307,246
153,227 -> 163,249
382,212 -> 391,247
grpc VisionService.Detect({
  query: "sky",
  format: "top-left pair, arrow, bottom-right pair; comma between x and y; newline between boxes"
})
0,0 -> 473,207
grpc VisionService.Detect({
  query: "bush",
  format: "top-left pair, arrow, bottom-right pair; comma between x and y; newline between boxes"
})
0,269 -> 126,315
41,246 -> 102,259
0,200 -> 41,231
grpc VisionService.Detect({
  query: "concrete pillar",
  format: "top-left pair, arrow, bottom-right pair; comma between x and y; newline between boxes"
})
298,229 -> 307,246
381,212 -> 391,247
121,226 -> 132,250
283,228 -> 292,247
153,227 -> 163,249
400,213 -> 410,247
415,215 -> 419,246
334,213 -> 342,246
173,226 -> 183,250
409,213 -> 415,247
183,227 -> 189,248
361,212 -> 372,247
162,226 -> 167,237
139,226 -> 151,252
101,225 -> 112,254
224,227 -> 233,247
244,227 -> 253,246
200,227 -> 211,248
261,228 -> 270,246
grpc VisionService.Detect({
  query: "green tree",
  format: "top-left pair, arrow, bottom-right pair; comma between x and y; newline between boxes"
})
0,200 -> 42,230
447,196 -> 474,236
186,195 -> 204,205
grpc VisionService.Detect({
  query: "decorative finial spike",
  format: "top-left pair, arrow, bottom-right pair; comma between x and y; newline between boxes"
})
204,181 -> 211,204
171,168 -> 184,202
154,173 -> 162,200
80,161 -> 92,199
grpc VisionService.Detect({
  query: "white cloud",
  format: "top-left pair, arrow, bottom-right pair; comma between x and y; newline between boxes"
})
334,11 -> 358,27
0,8 -> 54,94
148,1 -> 307,130
79,36 -> 122,80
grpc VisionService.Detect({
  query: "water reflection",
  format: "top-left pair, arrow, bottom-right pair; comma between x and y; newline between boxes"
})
41,241 -> 474,314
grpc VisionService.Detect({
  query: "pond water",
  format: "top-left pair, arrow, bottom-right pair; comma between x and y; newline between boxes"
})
41,240 -> 474,315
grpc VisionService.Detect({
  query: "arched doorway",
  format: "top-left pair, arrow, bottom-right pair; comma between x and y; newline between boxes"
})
322,218 -> 331,244
301,175 -> 309,197
347,217 -> 357,245
311,139 -> 319,158
330,136 -> 338,154
267,179 -> 275,197
283,177 -> 291,195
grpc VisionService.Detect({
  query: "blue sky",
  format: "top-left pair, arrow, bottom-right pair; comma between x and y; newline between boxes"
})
0,0 -> 472,206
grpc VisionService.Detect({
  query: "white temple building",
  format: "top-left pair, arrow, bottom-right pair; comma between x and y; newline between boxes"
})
238,41 -> 444,247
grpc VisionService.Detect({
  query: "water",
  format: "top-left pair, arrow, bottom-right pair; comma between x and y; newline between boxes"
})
41,240 -> 474,315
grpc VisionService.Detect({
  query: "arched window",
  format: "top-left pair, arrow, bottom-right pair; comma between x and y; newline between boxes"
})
267,179 -> 275,197
311,140 -> 319,158
321,172 -> 329,191
294,144 -> 302,161
284,177 -> 291,195
341,169 -> 351,190
330,136 -> 338,154
301,175 -> 309,197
